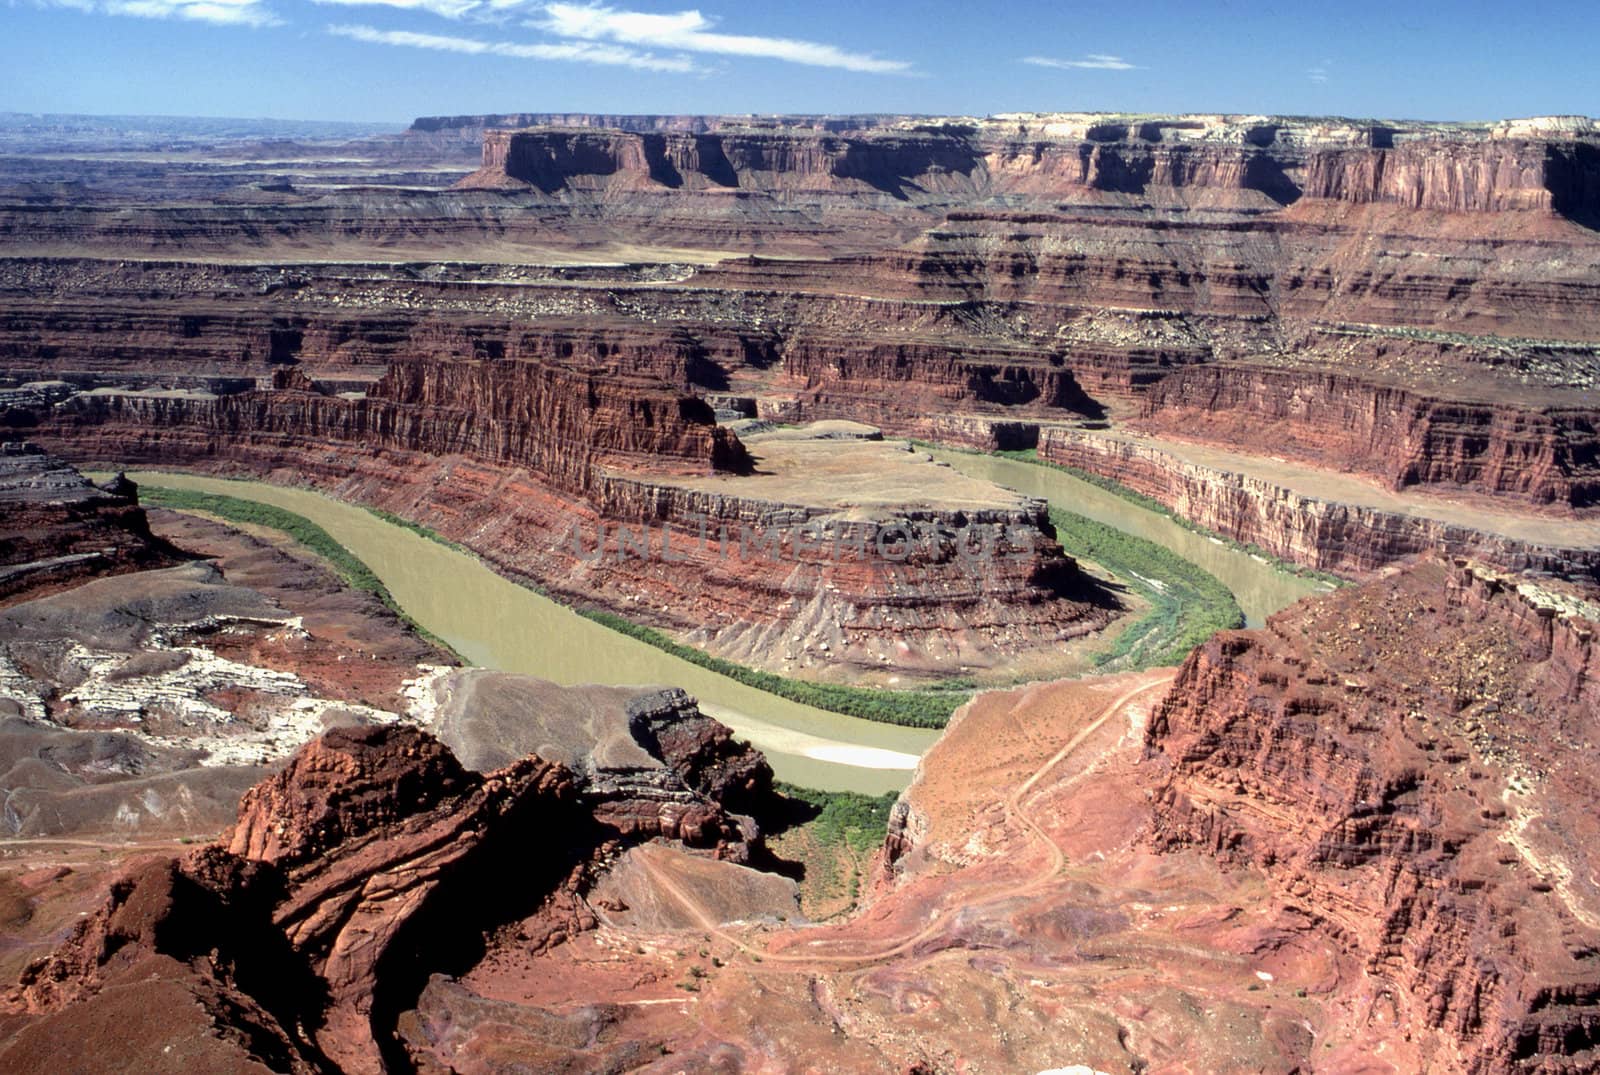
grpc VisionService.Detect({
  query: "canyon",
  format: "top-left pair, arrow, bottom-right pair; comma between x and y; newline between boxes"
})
1,109 -> 1598,1072
6,552 -> 1593,1072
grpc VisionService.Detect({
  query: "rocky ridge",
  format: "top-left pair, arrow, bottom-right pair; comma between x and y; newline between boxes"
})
2,697 -> 779,1074
1038,426 -> 1600,580
19,368 -> 1114,677
0,441 -> 179,602
1144,557 -> 1600,1073
460,114 -> 1600,219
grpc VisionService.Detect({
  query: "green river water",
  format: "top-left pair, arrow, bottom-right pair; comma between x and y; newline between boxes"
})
120,456 -> 1320,793
926,450 -> 1326,628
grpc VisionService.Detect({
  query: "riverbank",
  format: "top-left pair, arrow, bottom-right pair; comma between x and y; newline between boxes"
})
925,446 -> 1327,627
1037,426 -> 1600,581
108,440 -> 1329,789
995,447 -> 1345,586
112,470 -> 937,794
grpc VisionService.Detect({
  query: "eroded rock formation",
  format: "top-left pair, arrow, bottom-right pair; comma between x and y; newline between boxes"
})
2,706 -> 777,1074
459,115 -> 1600,219
0,441 -> 179,602
1038,426 -> 1600,580
4,726 -> 580,1073
1144,558 -> 1600,1072
422,672 -> 773,859
9,116 -> 1598,536
0,449 -> 457,845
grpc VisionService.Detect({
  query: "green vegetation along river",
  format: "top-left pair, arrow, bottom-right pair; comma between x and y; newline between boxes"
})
117,453 -> 1321,793
120,471 -> 936,795
926,449 -> 1325,627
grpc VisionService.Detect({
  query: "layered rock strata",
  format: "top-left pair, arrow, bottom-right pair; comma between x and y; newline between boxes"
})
4,727 -> 583,1073
461,115 -> 1600,220
423,672 -> 773,859
1038,426 -> 1600,580
0,442 -> 178,602
5,110 -> 1600,678
1135,364 -> 1600,507
6,114 -> 1600,506
1144,557 -> 1600,1073
2,714 -> 776,1074
45,355 -> 746,491
22,374 -> 1111,676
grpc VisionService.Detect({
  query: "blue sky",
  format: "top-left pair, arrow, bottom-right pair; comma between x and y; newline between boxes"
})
3,0 -> 1596,125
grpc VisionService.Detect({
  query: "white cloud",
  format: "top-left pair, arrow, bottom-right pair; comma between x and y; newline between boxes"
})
327,22 -> 697,71
329,23 -> 486,50
539,3 -> 912,74
1023,53 -> 1139,71
1307,63 -> 1330,84
312,0 -> 483,19
42,0 -> 279,26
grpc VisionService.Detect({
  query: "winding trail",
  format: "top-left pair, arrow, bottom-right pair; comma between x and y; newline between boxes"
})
633,672 -> 1175,970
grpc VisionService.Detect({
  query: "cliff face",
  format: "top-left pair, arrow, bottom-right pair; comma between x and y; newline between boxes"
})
368,356 -> 750,480
771,335 -> 1101,430
1138,364 -> 1600,507
8,726 -> 582,1074
48,355 -> 747,493
27,372 -> 1110,677
1303,140 -> 1600,214
6,111 -> 1600,594
460,115 -> 1600,221
0,443 -> 179,603
5,208 -> 1597,518
981,138 -> 1299,203
464,125 -> 1296,203
1143,558 -> 1600,1073
4,716 -> 777,1074
463,126 -> 986,196
1038,427 -> 1600,580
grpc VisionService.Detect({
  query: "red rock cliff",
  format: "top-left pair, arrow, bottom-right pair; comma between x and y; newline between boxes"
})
6,726 -> 585,1074
0,443 -> 179,603
462,126 -> 986,195
461,117 -> 1600,219
1304,140 -> 1600,214
1143,558 -> 1600,1073
48,354 -> 749,493
1038,427 -> 1600,580
3,716 -> 783,1074
1136,364 -> 1600,508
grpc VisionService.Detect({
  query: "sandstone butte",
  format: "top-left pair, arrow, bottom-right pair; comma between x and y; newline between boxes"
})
0,110 -> 1597,1072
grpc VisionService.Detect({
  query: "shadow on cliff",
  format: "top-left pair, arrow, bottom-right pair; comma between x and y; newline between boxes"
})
367,797 -> 603,1073
832,142 -> 984,201
685,352 -> 731,391
745,792 -> 824,885
1557,203 -> 1600,232
640,134 -> 739,190
1551,142 -> 1600,231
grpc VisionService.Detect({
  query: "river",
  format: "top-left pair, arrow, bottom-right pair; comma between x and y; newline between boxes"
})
925,450 -> 1325,627
120,471 -> 936,795
120,457 -> 1320,793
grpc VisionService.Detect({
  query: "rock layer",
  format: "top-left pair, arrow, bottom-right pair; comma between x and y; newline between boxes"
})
0,442 -> 178,602
1144,558 -> 1600,1073
461,115 -> 1600,221
1135,364 -> 1600,507
3,712 -> 777,1074
1038,426 -> 1600,580
6,113 -> 1600,524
